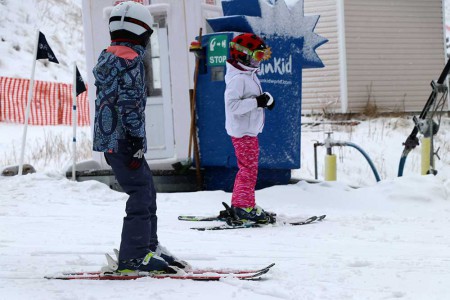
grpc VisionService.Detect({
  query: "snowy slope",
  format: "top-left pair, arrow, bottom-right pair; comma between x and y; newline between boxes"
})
2,1 -> 450,299
2,116 -> 450,300
1,171 -> 450,300
0,0 -> 85,82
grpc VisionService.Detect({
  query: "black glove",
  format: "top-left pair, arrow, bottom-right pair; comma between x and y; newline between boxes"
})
127,135 -> 145,170
256,92 -> 275,110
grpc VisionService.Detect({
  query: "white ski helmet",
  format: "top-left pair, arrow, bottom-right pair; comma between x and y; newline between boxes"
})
109,1 -> 154,47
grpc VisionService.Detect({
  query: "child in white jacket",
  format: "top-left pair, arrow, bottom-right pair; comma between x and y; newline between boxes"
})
224,33 -> 275,224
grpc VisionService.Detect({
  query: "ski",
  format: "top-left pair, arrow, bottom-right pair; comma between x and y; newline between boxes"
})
191,215 -> 326,231
53,264 -> 272,276
178,215 -> 227,222
178,212 -> 277,222
178,202 -> 276,222
182,202 -> 325,231
45,263 -> 275,281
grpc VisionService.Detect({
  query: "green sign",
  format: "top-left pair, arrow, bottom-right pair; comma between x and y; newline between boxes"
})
207,35 -> 228,66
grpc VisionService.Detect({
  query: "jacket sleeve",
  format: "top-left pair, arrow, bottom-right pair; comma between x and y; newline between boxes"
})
116,62 -> 146,138
225,75 -> 258,115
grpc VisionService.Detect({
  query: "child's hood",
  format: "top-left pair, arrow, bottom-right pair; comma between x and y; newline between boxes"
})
225,59 -> 259,84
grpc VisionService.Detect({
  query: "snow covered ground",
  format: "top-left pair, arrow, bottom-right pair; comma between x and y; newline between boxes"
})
1,117 -> 450,300
0,0 -> 85,83
2,0 -> 450,299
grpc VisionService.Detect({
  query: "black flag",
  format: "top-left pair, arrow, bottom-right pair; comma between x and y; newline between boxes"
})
75,66 -> 87,96
36,31 -> 59,64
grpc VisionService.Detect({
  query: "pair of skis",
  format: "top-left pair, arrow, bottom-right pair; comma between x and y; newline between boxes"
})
47,204 -> 325,280
45,248 -> 274,281
179,202 -> 326,231
45,263 -> 275,281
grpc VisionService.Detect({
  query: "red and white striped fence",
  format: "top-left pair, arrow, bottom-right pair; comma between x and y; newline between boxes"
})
0,77 -> 90,126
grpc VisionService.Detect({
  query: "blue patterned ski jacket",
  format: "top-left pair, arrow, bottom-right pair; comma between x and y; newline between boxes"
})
92,42 -> 147,153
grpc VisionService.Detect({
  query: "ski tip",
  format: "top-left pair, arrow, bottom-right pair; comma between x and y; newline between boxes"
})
318,214 -> 327,221
265,263 -> 275,269
178,216 -> 195,221
242,263 -> 275,280
178,215 -> 202,221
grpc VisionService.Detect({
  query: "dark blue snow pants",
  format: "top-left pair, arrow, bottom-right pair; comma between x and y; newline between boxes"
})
104,149 -> 158,261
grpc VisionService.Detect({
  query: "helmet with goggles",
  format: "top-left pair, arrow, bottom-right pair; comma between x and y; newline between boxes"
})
229,33 -> 271,68
109,1 -> 154,47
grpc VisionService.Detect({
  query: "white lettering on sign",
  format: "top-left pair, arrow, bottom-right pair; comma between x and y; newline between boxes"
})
209,38 -> 227,51
209,56 -> 227,64
259,55 -> 292,76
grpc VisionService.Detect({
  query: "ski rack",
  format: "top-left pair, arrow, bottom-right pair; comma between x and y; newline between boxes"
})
397,59 -> 450,176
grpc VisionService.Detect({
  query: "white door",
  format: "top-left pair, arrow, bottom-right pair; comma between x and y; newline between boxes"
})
144,25 -> 174,160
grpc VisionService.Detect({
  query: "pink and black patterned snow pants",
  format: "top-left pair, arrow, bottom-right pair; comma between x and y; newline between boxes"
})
231,135 -> 259,208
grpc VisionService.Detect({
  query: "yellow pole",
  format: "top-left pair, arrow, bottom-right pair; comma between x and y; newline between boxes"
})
421,137 -> 431,175
324,154 -> 337,181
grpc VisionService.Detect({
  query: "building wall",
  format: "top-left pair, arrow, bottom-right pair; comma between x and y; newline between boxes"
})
344,0 -> 446,113
302,0 -> 446,114
82,0 -> 223,168
302,0 -> 342,114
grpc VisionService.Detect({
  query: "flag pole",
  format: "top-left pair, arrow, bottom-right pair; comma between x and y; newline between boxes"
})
19,29 -> 40,176
72,63 -> 78,181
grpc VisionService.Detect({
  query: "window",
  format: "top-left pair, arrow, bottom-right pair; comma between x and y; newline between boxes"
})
144,15 -> 166,97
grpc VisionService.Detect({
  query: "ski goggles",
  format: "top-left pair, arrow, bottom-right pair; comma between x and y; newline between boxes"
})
229,42 -> 272,61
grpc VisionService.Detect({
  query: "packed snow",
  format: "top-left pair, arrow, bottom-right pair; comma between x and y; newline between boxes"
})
2,117 -> 450,300
2,0 -> 450,299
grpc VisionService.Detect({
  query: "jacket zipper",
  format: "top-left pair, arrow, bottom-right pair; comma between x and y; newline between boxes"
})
251,70 -> 265,132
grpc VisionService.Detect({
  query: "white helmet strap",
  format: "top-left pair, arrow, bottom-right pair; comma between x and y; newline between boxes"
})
120,4 -> 131,28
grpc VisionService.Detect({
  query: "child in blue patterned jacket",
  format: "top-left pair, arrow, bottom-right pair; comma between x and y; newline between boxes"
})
92,1 -> 188,274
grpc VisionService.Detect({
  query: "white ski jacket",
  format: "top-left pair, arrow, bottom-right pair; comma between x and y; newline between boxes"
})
224,60 -> 265,138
